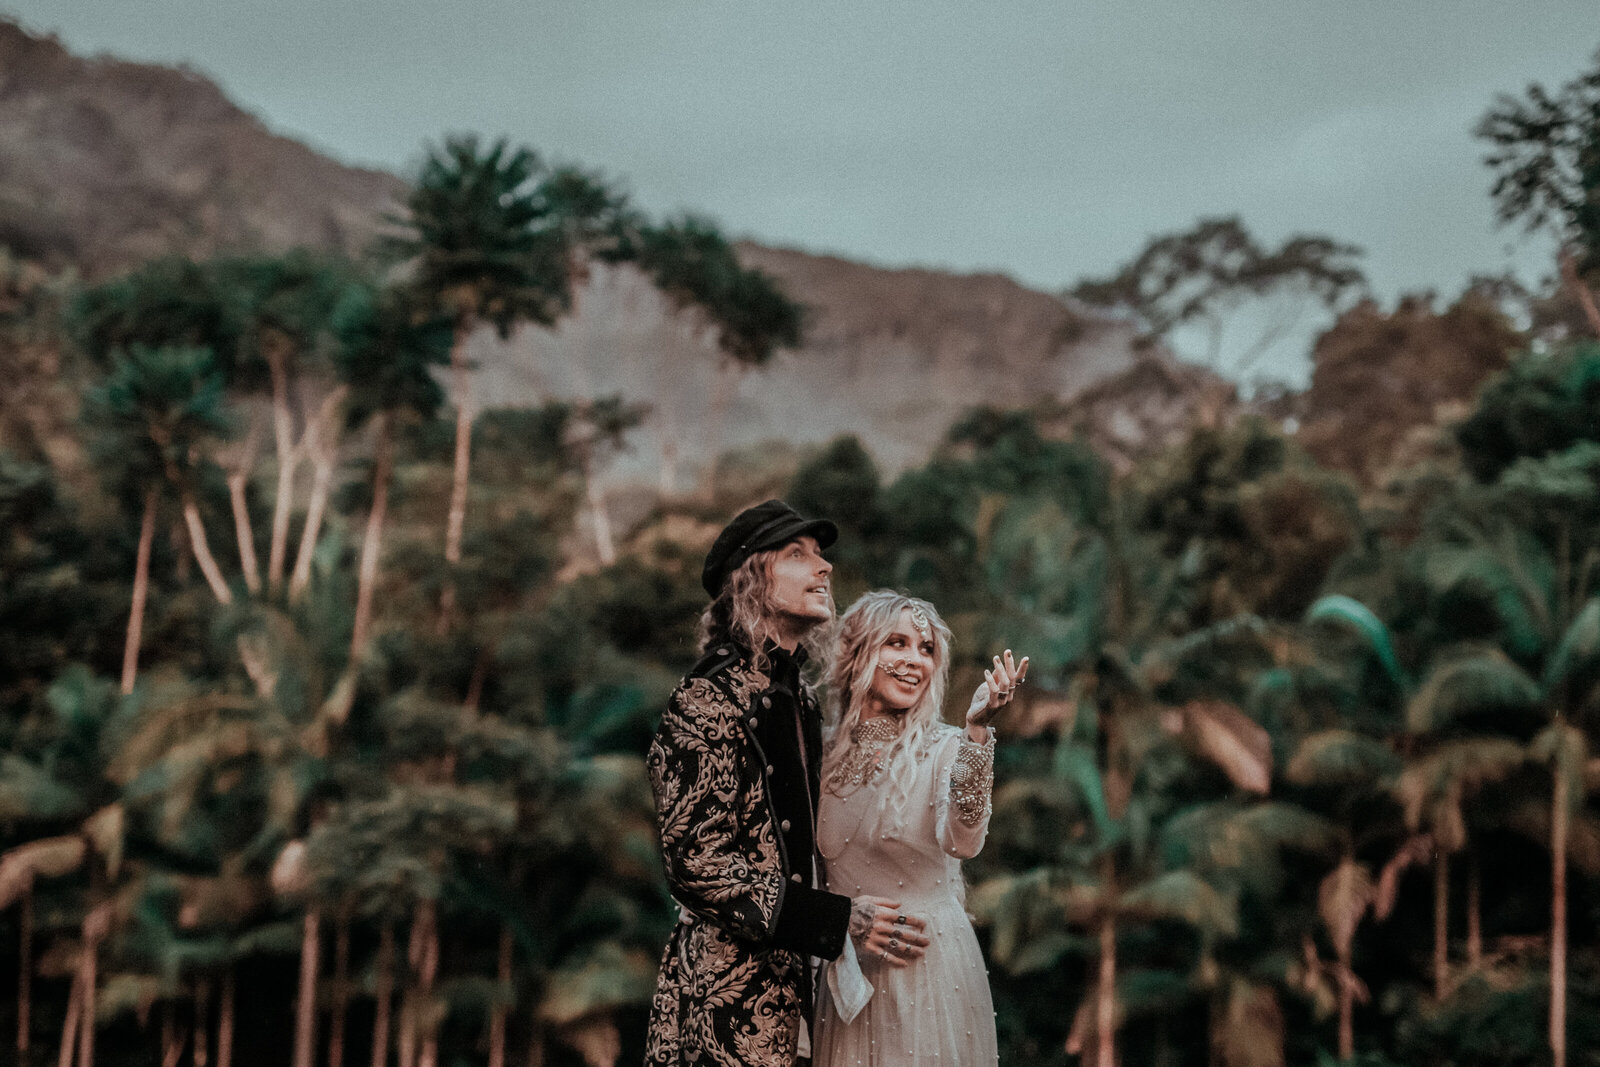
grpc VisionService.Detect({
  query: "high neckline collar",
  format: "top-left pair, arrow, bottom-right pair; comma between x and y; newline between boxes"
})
761,638 -> 808,670
850,716 -> 900,743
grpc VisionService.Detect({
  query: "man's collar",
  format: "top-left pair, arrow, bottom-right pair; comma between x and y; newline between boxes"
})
761,638 -> 808,670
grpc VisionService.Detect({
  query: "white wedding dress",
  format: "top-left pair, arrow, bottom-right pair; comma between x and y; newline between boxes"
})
813,720 -> 998,1067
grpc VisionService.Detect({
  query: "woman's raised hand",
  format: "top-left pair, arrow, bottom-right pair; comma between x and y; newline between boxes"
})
848,895 -> 930,968
966,649 -> 1029,730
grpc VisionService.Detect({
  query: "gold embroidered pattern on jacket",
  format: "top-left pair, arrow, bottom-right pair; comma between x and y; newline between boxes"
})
646,659 -> 804,1067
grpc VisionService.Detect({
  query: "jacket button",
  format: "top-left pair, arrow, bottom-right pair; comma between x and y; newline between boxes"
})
781,819 -> 792,832
762,695 -> 772,708
791,873 -> 803,883
748,717 -> 759,729
766,764 -> 775,775
716,648 -> 728,655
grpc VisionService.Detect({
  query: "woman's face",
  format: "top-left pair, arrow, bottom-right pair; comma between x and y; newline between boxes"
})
863,607 -> 938,716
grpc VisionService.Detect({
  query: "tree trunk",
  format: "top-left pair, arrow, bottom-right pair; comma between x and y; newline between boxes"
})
56,969 -> 80,1067
76,927 -> 97,1067
266,344 -> 300,595
1551,775 -> 1569,1067
1095,907 -> 1116,1067
488,925 -> 512,1067
372,924 -> 395,1067
226,472 -> 261,595
438,328 -> 474,629
160,1002 -> 183,1067
290,387 -> 349,602
397,992 -> 415,1067
328,906 -> 351,1067
584,466 -> 617,565
417,903 -> 440,1067
463,647 -> 491,716
1467,851 -> 1482,970
1559,248 -> 1600,338
1337,949 -> 1354,1062
293,909 -> 321,1067
399,906 -> 427,1067
217,970 -> 234,1067
121,487 -> 159,695
181,490 -> 233,605
223,414 -> 264,596
193,978 -> 209,1067
172,519 -> 192,585
658,410 -> 679,498
350,411 -> 394,659
18,879 -> 32,1067
1433,850 -> 1449,1001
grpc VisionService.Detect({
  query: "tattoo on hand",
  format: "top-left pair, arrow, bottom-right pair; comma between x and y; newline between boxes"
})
849,898 -> 877,943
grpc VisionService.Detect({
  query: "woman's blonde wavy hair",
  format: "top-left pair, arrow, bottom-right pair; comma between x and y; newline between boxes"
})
697,549 -> 832,671
821,591 -> 953,801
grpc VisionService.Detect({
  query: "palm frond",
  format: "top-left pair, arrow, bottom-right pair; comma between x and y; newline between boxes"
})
1306,595 -> 1407,691
1406,649 -> 1541,734
1285,730 -> 1400,787
0,835 -> 87,908
1545,596 -> 1600,696
1118,869 -> 1238,937
1317,859 -> 1375,959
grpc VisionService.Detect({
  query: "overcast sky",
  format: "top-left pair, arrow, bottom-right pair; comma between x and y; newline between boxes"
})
6,1 -> 1596,307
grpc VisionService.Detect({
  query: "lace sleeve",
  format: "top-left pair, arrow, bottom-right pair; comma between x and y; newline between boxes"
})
948,732 -> 995,828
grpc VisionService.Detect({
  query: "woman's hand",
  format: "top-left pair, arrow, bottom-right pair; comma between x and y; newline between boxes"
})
848,895 -> 930,968
966,649 -> 1028,735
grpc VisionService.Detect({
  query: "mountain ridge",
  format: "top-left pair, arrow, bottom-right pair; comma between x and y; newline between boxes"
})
0,16 -> 1238,487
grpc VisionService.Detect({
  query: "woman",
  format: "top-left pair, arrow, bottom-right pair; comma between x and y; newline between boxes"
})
813,591 -> 1027,1067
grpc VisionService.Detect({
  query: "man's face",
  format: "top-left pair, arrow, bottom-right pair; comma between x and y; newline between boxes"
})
765,536 -> 834,636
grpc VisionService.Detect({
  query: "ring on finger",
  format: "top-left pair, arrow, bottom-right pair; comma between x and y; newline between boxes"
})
890,937 -> 899,948
881,948 -> 890,961
894,915 -> 907,925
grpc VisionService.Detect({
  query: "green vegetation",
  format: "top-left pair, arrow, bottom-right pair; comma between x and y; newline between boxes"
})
4,45 -> 1600,1067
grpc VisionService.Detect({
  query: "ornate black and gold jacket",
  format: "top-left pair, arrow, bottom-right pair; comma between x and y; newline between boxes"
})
645,641 -> 853,1067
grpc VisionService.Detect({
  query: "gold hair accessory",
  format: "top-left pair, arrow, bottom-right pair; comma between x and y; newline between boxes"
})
909,605 -> 931,640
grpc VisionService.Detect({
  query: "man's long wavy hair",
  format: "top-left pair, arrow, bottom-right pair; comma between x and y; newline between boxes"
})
821,591 -> 953,805
697,549 -> 832,672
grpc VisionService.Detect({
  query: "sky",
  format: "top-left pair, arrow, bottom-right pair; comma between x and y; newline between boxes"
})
5,1 -> 1595,311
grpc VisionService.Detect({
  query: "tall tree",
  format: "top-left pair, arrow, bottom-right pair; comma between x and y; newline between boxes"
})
85,345 -> 235,651
330,283 -> 450,658
382,135 -> 565,626
1477,47 -> 1600,336
213,253 -> 359,598
1069,216 -> 1366,385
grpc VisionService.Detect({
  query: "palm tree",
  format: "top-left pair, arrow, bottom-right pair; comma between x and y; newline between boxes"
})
1282,729 -> 1404,1060
329,283 -> 450,658
963,483 -> 1284,1067
212,253 -> 358,598
563,396 -> 648,565
382,135 -> 565,627
85,346 -> 235,683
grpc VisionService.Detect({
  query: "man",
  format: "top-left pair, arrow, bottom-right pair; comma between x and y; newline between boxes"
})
645,499 -> 929,1067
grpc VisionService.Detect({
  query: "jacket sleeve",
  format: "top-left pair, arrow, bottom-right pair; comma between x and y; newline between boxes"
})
770,881 -> 852,959
649,677 -> 784,942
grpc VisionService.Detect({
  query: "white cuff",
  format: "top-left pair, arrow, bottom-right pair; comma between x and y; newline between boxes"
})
827,936 -> 874,1023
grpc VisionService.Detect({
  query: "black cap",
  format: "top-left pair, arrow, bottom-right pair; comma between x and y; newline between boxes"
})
702,499 -> 837,597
